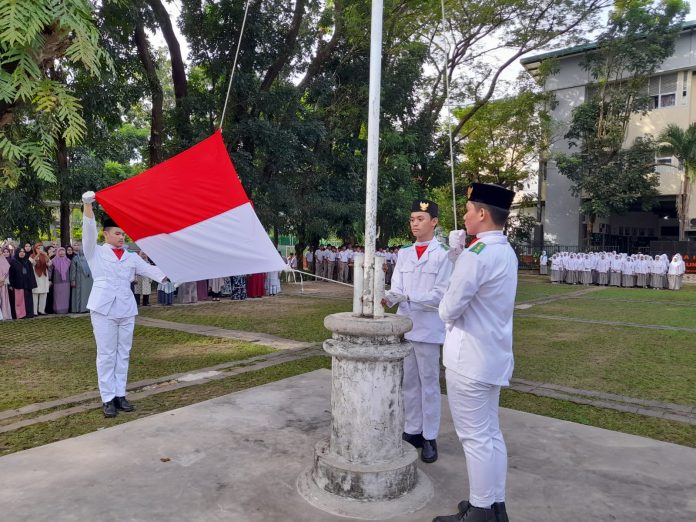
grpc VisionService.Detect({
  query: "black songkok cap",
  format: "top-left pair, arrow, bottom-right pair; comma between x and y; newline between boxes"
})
467,183 -> 515,211
411,199 -> 438,217
102,216 -> 119,229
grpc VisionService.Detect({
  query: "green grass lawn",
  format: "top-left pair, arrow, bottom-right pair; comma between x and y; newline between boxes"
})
0,317 -> 274,411
139,296 -> 352,342
514,279 -> 586,303
519,295 -> 696,328
512,317 -> 696,406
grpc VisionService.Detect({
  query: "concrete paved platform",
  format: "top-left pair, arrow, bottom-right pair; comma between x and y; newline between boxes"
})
1,370 -> 694,522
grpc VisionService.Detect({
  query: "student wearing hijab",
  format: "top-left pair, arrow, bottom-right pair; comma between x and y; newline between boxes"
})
676,254 -> 686,289
621,256 -> 634,288
51,247 -> 71,314
634,255 -> 646,288
609,254 -> 622,287
0,247 -> 11,320
9,249 -> 37,318
650,255 -> 665,289
66,245 -> 75,260
580,253 -> 592,285
660,254 -> 670,288
668,254 -> 684,290
539,251 -> 548,276
596,253 -> 609,286
550,254 -> 561,283
23,243 -> 32,257
69,242 -> 92,313
29,243 -> 51,315
266,270 -> 281,296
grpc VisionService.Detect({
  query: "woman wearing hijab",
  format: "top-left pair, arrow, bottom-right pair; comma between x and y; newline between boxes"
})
69,242 -> 92,313
660,254 -> 670,288
30,243 -> 51,315
9,249 -> 37,318
668,254 -> 685,290
266,270 -> 281,296
621,256 -> 635,288
66,245 -> 75,260
634,255 -> 647,288
596,253 -> 609,286
580,253 -> 592,285
550,254 -> 560,283
539,251 -> 548,276
609,254 -> 622,287
0,247 -> 12,320
650,255 -> 665,289
51,247 -> 71,314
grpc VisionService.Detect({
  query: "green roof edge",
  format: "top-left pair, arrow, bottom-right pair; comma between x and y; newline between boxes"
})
520,19 -> 696,66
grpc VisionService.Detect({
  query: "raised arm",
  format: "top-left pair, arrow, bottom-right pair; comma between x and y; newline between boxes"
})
81,191 -> 97,261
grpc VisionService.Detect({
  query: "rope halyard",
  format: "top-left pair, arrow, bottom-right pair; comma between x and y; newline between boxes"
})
219,0 -> 252,129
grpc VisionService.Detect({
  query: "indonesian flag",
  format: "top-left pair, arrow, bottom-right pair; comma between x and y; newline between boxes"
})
96,131 -> 286,282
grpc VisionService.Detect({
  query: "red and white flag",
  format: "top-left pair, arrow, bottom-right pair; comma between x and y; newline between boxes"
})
96,131 -> 286,282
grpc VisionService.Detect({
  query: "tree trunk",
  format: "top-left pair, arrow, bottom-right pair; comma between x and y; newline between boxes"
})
273,226 -> 279,248
134,21 -> 164,166
295,242 -> 306,273
56,135 -> 71,246
146,0 -> 192,147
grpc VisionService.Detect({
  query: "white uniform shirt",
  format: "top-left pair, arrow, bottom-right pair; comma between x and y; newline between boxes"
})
306,251 -> 313,263
338,251 -> 350,263
326,250 -> 337,262
390,238 -> 452,344
315,249 -> 324,262
83,216 -> 166,318
439,231 -> 518,386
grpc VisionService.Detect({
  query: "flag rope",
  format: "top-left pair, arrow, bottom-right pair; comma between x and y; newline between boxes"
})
440,0 -> 458,230
219,0 -> 252,129
287,269 -> 439,310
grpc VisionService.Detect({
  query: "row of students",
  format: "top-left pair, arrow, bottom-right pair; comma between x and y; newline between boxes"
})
544,252 -> 686,290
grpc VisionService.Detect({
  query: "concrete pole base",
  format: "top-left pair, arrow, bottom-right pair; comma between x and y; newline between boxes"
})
297,312 -> 433,519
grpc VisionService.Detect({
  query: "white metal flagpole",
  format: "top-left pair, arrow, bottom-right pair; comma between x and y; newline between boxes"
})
360,0 -> 384,317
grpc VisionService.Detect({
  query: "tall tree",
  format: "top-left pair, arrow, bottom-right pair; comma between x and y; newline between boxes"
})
556,0 -> 689,245
0,0 -> 109,184
658,123 -> 696,240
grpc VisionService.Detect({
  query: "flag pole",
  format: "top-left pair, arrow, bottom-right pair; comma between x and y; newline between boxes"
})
360,0 -> 384,318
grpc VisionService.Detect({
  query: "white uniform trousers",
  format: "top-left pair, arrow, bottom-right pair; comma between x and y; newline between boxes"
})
403,341 -> 441,440
446,368 -> 506,508
91,311 -> 136,403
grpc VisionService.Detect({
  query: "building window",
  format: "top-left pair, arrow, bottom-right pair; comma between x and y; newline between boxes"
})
656,156 -> 672,165
649,73 -> 678,109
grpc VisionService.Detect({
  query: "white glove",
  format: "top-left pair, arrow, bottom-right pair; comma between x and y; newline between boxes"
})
447,246 -> 464,263
384,291 -> 407,307
448,230 -> 465,250
82,191 -> 96,204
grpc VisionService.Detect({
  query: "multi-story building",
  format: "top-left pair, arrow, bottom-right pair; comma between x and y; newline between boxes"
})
521,20 -> 696,249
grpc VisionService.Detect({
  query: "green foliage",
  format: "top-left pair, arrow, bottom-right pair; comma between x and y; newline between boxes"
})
0,0 -> 110,184
657,122 -> 696,239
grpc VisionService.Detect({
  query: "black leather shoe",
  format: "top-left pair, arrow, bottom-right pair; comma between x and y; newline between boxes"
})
113,396 -> 135,412
402,431 -> 423,449
433,506 -> 496,522
493,502 -> 509,522
103,400 -> 117,418
421,438 -> 438,463
458,500 -> 471,515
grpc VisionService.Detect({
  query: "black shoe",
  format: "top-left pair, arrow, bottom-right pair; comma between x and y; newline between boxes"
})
103,400 -> 117,418
433,506 -> 496,522
457,500 -> 471,515
113,396 -> 135,412
493,502 -> 509,522
421,438 -> 438,463
402,431 -> 424,449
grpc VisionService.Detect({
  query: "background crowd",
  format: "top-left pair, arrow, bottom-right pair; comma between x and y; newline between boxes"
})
0,240 -> 286,320
540,251 -> 687,290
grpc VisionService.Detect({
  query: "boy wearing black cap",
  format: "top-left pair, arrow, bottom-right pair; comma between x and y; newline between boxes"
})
433,183 -> 517,522
81,191 -> 170,418
384,199 -> 452,464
